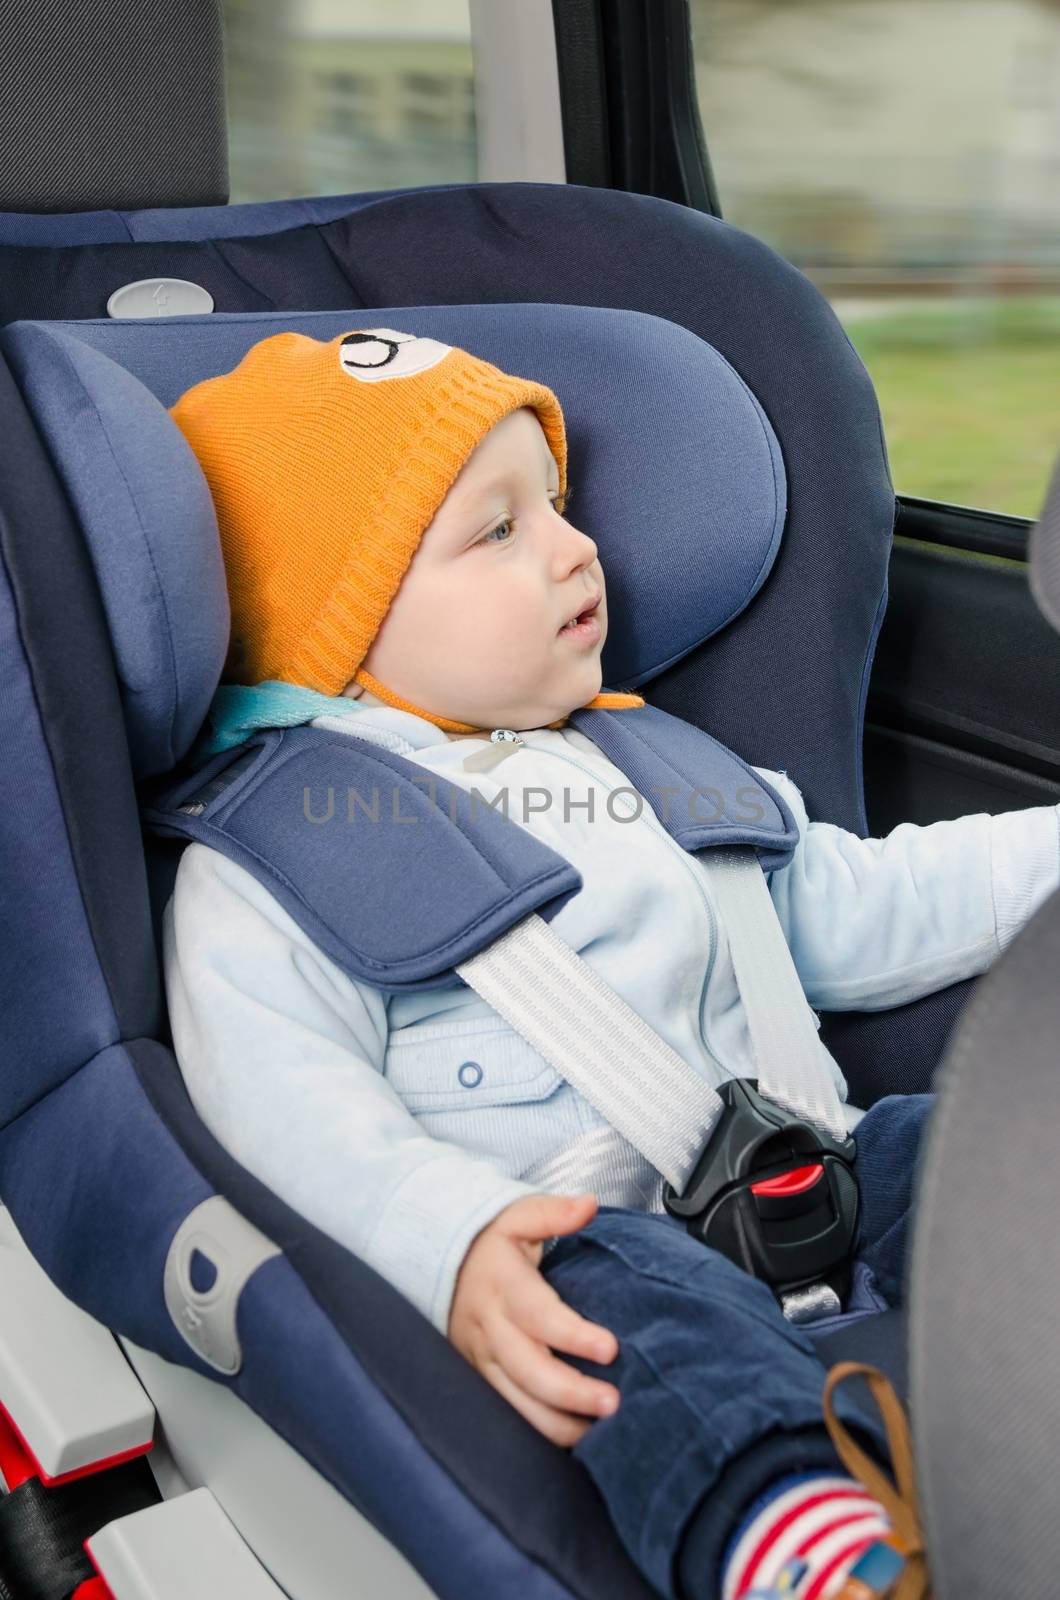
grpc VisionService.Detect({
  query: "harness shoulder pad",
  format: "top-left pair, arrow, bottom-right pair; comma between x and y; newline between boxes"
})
141,726 -> 582,992
570,701 -> 799,870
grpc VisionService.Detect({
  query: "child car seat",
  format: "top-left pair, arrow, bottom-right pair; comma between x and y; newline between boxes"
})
0,273 -> 920,1596
2,174 -> 972,1115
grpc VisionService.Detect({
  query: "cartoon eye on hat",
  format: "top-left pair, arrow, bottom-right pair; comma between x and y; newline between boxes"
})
338,328 -> 452,383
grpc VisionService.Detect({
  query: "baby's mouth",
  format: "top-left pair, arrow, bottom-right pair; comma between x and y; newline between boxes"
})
557,595 -> 602,635
558,596 -> 603,644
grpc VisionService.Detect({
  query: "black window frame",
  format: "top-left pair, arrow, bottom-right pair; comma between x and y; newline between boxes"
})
550,0 -> 720,214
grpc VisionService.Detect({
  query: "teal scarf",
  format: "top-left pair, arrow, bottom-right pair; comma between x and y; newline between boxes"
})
192,680 -> 363,761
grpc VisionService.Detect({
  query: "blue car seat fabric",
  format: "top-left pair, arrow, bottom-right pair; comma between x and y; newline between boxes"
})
0,182 -> 469,247
6,325 -> 229,777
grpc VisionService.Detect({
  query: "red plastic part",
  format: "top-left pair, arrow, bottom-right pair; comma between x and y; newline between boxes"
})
0,1398 -> 152,1488
750,1162 -> 825,1198
80,1536 -> 118,1599
72,1578 -> 115,1600
0,1402 -> 36,1491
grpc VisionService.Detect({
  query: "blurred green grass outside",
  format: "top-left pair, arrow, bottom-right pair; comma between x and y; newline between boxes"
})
840,297 -> 1060,521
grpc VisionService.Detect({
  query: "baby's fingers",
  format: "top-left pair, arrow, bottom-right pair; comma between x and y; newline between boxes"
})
509,1266 -> 619,1365
492,1316 -> 620,1422
480,1355 -> 596,1450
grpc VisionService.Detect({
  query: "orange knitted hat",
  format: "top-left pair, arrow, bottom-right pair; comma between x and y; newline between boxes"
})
169,326 -> 643,732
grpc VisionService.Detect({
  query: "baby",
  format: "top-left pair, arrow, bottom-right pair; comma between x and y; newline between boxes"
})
164,327 -> 1060,1600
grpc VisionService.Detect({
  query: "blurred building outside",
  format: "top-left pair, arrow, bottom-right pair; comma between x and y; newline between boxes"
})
223,0 -> 475,203
222,0 -> 1060,516
690,0 -> 1059,296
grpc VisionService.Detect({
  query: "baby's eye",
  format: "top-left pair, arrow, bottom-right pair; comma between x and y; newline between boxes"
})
476,487 -> 572,546
480,518 -> 514,546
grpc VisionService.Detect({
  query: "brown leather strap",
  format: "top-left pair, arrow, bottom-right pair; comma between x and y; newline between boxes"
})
822,1362 -> 931,1599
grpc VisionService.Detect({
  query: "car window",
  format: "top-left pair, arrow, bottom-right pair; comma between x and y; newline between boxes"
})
223,0 -> 476,204
689,0 -> 1060,519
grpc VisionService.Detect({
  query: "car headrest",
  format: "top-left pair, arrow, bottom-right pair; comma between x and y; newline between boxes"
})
0,304 -> 786,778
0,0 -> 227,214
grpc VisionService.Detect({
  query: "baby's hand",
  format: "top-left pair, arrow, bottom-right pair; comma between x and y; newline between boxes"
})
448,1192 -> 621,1448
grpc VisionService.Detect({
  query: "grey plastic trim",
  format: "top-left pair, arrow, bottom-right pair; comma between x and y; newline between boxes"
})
0,1207 -> 155,1478
87,1487 -> 288,1598
469,0 -> 567,182
163,1197 -> 281,1377
120,1338 -> 440,1600
106,279 -> 216,319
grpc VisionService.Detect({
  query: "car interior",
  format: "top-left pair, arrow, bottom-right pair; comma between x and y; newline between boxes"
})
1,2 -> 1058,1597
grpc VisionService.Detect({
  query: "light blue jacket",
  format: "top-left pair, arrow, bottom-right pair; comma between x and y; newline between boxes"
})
162,686 -> 1060,1336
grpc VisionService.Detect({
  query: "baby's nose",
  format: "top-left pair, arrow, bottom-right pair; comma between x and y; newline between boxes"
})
566,521 -> 598,567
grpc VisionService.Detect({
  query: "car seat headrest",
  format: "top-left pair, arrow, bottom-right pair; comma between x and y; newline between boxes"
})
3,324 -> 229,778
1,304 -> 787,778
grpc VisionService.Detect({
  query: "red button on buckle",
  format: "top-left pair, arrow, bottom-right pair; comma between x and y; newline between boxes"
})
750,1163 -> 825,1198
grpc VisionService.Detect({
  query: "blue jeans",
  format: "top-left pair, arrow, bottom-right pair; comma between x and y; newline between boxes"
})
541,1093 -> 931,1600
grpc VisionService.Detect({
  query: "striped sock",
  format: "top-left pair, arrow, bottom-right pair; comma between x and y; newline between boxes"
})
721,1470 -> 896,1599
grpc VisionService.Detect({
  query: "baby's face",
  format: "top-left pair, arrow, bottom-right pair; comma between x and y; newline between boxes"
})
349,407 -> 608,732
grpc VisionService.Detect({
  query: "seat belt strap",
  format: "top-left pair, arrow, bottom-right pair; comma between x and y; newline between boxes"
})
702,847 -> 848,1141
517,1123 -> 670,1217
456,911 -> 723,1195
456,845 -> 848,1193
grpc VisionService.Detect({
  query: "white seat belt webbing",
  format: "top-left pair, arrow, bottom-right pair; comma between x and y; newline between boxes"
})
455,845 -> 847,1198
456,912 -> 722,1194
703,848 -> 848,1141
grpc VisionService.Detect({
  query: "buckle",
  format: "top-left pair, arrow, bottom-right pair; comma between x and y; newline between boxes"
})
662,1079 -> 859,1303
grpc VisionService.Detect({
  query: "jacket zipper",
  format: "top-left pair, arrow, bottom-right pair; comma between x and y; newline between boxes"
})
460,729 -> 526,773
